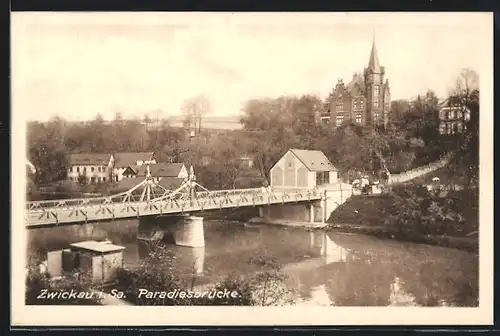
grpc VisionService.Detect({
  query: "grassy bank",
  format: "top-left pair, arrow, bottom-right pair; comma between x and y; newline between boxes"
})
326,186 -> 479,252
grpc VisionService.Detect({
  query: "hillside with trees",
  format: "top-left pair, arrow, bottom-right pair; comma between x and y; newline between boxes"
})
27,70 -> 479,197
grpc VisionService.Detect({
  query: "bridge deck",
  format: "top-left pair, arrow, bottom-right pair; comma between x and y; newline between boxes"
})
25,188 -> 322,228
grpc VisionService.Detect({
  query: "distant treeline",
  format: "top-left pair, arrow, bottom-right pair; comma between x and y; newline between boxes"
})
27,86 -> 479,196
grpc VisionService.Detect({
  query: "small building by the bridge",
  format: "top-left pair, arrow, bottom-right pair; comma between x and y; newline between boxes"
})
270,149 -> 338,189
112,152 -> 156,181
136,163 -> 189,183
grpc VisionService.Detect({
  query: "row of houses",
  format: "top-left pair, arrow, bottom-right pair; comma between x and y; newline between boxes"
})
66,152 -> 188,184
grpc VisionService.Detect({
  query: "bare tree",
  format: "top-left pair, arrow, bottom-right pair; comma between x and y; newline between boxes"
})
446,68 -> 480,186
181,95 -> 212,136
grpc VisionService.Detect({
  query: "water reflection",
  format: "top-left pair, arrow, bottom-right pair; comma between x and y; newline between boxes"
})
29,219 -> 479,307
389,277 -> 418,306
130,239 -> 205,276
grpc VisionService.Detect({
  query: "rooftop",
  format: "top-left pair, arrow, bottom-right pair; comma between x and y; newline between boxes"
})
136,163 -> 186,177
70,240 -> 126,253
289,149 -> 337,172
69,153 -> 111,166
114,152 -> 154,167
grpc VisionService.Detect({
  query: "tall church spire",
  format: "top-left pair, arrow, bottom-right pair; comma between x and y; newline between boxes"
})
368,34 -> 381,73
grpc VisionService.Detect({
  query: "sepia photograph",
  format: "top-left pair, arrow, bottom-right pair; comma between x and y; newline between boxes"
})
11,12 -> 493,326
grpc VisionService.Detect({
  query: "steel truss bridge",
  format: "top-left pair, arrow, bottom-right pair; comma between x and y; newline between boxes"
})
26,170 -> 322,228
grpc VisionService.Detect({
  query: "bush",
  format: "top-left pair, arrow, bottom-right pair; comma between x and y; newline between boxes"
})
113,243 -> 295,306
25,255 -> 102,305
53,180 -> 81,194
381,183 -> 474,239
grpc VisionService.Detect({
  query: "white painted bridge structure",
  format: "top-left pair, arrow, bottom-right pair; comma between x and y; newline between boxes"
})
26,167 -> 324,229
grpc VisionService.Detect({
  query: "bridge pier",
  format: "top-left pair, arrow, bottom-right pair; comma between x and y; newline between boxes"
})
173,216 -> 205,248
138,215 -> 205,248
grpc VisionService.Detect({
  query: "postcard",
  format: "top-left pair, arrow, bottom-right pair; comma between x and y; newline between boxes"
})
11,11 -> 493,326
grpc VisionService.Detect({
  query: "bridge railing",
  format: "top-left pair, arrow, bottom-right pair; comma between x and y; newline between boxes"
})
27,186 -> 322,212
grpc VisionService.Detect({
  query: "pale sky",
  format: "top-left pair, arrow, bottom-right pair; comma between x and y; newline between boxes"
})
12,12 -> 492,122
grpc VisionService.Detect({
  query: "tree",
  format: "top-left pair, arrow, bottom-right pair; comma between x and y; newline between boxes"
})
181,95 -> 212,136
447,68 -> 480,186
388,99 -> 411,127
27,119 -> 69,184
400,91 -> 443,165
239,95 -> 321,183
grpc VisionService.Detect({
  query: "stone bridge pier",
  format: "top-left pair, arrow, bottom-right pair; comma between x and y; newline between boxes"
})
138,215 -> 205,247
258,184 -> 353,225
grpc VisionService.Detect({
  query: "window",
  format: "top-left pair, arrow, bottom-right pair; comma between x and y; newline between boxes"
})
316,172 -> 329,186
352,99 -> 357,110
83,167 -> 87,172
374,85 -> 380,96
91,167 -> 95,172
374,100 -> 380,108
336,116 -> 344,126
445,111 -> 450,119
360,100 -> 364,110
464,111 -> 470,121
336,97 -> 343,110
355,115 -> 362,123
321,117 -> 330,125
374,113 -> 379,122
76,167 -> 80,173
103,177 -> 106,182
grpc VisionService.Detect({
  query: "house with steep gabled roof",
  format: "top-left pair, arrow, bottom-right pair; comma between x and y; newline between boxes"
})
113,152 -> 156,182
114,152 -> 155,167
112,152 -> 156,181
135,163 -> 189,183
270,149 -> 338,188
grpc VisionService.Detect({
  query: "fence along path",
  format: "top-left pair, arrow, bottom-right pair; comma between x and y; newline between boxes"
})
389,155 -> 452,185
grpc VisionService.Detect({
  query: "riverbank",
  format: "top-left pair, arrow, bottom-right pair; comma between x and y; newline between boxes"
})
324,223 -> 478,253
246,217 -> 327,229
323,187 -> 479,253
244,218 -> 478,253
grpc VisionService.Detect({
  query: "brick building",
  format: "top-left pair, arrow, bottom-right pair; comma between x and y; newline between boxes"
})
321,38 -> 391,127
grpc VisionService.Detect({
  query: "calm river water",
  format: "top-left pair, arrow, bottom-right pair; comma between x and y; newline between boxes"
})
28,219 -> 479,307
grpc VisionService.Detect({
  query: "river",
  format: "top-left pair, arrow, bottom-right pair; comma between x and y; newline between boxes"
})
27,218 -> 479,307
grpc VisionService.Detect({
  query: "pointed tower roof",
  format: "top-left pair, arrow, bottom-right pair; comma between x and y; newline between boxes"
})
367,35 -> 381,73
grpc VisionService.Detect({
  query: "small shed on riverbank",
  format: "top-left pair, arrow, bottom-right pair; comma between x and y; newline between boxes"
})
68,240 -> 126,284
46,240 -> 126,284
